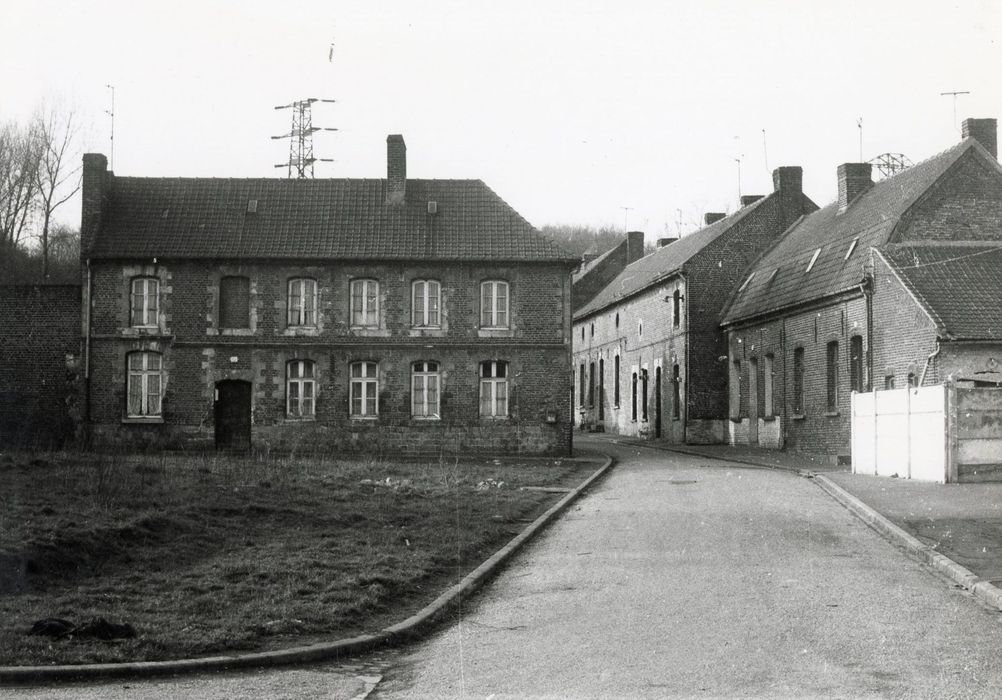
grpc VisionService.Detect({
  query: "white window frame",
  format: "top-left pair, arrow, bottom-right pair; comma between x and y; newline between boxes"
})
287,278 -> 318,327
127,351 -> 162,417
411,361 -> 441,419
480,280 -> 509,329
350,278 -> 380,328
130,277 -> 159,328
350,361 -> 379,417
411,280 -> 441,328
286,359 -> 316,418
479,360 -> 509,418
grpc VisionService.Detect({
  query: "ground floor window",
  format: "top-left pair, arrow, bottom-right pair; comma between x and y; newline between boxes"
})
411,361 -> 440,419
127,351 -> 162,417
350,361 -> 379,417
480,361 -> 509,418
287,359 -> 316,418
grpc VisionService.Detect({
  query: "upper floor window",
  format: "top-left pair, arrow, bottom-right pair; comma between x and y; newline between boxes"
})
287,278 -> 317,327
412,280 -> 441,328
672,289 -> 681,328
219,276 -> 250,329
286,359 -> 316,418
480,281 -> 509,329
130,277 -> 159,327
350,361 -> 379,417
412,361 -> 441,419
479,361 -> 509,418
350,279 -> 379,328
127,351 -> 162,417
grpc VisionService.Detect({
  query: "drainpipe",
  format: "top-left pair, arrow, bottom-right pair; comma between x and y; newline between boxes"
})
919,339 -> 941,387
84,258 -> 93,435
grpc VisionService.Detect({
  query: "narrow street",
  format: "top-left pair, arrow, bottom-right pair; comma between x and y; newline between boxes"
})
10,438 -> 1002,699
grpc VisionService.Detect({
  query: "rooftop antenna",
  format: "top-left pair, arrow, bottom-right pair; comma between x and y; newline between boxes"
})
105,84 -> 115,170
857,117 -> 863,162
733,135 -> 743,198
676,208 -> 683,237
620,206 -> 633,232
761,128 -> 769,173
869,152 -> 914,180
940,90 -> 970,132
272,98 -> 338,178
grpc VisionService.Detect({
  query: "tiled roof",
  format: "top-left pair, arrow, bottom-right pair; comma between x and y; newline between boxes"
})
573,195 -> 773,319
722,139 -> 979,325
90,177 -> 576,263
881,245 -> 1002,340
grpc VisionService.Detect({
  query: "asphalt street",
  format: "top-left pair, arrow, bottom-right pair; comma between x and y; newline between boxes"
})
9,437 -> 1002,698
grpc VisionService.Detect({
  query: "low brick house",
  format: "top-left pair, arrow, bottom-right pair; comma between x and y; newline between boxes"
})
721,118 -> 1001,460
80,135 -> 577,455
572,166 -> 815,443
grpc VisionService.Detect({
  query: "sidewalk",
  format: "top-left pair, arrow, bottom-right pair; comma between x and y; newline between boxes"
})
607,435 -> 1002,610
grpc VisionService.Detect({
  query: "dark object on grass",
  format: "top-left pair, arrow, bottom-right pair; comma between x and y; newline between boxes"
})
76,617 -> 137,640
28,618 -> 76,638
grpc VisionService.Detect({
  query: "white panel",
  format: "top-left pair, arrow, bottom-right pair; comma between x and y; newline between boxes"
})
910,412 -> 946,482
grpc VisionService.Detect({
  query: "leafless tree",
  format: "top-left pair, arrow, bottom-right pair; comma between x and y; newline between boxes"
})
33,104 -> 81,279
0,121 -> 41,256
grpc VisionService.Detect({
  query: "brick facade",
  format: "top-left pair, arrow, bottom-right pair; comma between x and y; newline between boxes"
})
0,285 -> 82,448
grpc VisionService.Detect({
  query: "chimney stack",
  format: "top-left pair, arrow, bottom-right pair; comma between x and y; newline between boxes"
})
81,153 -> 109,259
386,134 -> 406,205
772,166 -> 803,194
962,118 -> 997,159
626,231 -> 645,263
740,195 -> 763,207
837,163 -> 873,212
657,237 -> 678,248
704,213 -> 726,225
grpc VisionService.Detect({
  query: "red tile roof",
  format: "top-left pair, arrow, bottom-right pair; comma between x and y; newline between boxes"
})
881,245 -> 1002,340
89,177 -> 576,263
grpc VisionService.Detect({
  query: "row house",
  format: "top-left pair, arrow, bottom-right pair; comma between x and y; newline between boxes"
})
572,166 -> 816,443
721,118 -> 1002,461
80,135 -> 578,455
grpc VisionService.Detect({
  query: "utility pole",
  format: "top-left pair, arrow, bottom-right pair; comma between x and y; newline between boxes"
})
940,90 -> 970,132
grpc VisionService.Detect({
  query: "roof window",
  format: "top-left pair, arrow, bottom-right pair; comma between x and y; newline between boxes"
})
845,237 -> 859,260
806,248 -> 822,272
738,273 -> 755,293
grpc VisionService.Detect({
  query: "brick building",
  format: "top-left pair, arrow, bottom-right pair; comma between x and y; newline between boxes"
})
721,118 -> 1002,460
0,285 -> 82,447
80,135 -> 577,455
572,166 -> 815,443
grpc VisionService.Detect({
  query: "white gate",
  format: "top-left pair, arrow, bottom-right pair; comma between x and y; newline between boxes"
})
851,386 -> 947,482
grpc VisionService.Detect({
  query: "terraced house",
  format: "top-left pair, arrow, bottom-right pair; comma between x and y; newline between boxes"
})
721,118 -> 1002,461
80,135 -> 577,455
572,166 -> 816,444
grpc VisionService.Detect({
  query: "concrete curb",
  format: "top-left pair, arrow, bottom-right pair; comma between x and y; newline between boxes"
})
0,454 -> 615,685
814,474 -> 1002,613
609,437 -> 814,475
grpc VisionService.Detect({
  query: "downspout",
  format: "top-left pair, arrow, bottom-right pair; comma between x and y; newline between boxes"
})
780,317 -> 788,448
84,258 -> 93,432
683,273 -> 690,444
919,339 -> 941,387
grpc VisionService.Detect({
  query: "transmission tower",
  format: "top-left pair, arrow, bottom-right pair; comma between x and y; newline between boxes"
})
868,152 -> 914,180
271,98 -> 337,178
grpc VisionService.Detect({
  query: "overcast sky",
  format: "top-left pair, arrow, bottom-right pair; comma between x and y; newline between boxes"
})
3,1 -> 1001,240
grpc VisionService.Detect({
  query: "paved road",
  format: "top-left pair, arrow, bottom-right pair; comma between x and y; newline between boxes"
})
9,438 -> 1002,698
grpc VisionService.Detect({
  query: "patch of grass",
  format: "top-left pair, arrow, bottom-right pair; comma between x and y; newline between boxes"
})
0,450 -> 600,666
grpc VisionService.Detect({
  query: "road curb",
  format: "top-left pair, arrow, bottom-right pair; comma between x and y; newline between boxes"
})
814,474 -> 1002,612
0,454 -> 615,685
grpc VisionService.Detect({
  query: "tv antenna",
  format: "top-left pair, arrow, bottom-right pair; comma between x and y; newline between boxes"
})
868,153 -> 914,180
105,84 -> 115,170
271,98 -> 338,178
620,206 -> 633,232
940,90 -> 970,132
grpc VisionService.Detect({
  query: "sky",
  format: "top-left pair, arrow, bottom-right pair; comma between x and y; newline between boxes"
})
2,0 -> 1001,241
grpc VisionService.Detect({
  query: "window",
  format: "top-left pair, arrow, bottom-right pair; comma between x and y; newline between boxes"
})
598,358 -> 605,420
671,364 -> 681,419
479,361 -> 508,418
412,280 -> 441,327
219,276 -> 250,329
764,354 -> 775,417
130,277 -> 159,327
590,323 -> 594,337
480,281 -> 509,328
826,341 -> 839,412
578,363 -> 586,406
638,322 -> 644,338
641,369 -> 649,421
286,359 -> 316,418
588,362 -> 595,406
672,289 -> 681,328
288,278 -> 317,327
615,313 -> 620,328
845,237 -> 859,260
730,360 -> 741,418
885,375 -> 896,390
793,348 -> 805,414
614,355 -> 621,408
350,361 -> 379,417
127,351 -> 162,417
738,273 -> 754,293
849,336 -> 864,393
907,372 -> 917,388
631,372 -> 638,421
411,361 -> 440,419
806,248 -> 822,272
350,279 -> 379,328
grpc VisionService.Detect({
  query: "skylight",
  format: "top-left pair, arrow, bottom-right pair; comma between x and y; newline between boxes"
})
738,273 -> 755,293
806,248 -> 822,272
845,237 -> 859,260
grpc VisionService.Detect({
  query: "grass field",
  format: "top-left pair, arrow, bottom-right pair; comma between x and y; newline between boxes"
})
0,449 -> 601,666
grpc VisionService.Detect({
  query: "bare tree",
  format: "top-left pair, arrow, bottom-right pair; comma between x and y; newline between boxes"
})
33,104 -> 80,279
0,121 -> 41,256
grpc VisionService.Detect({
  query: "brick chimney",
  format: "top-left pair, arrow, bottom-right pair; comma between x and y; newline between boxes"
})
704,213 -> 726,225
837,163 -> 873,212
772,166 -> 803,194
657,237 -> 678,248
626,231 -> 645,263
81,153 -> 109,259
386,134 -> 406,205
740,195 -> 763,207
962,118 -> 997,159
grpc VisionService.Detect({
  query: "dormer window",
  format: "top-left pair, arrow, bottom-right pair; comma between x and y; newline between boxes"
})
806,248 -> 822,272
